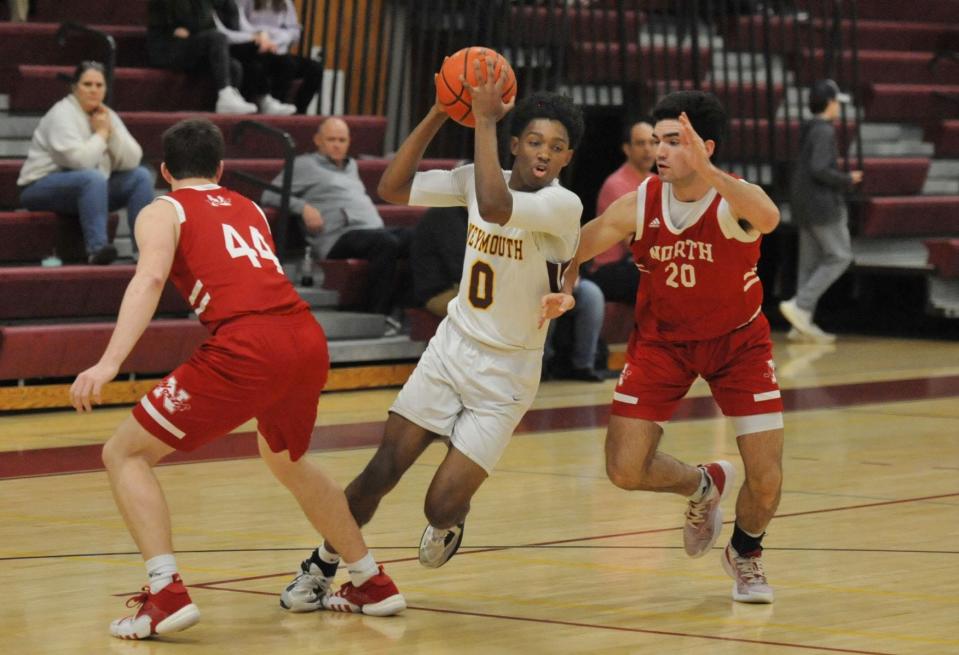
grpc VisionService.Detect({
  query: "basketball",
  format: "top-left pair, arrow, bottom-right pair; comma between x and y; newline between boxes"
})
436,46 -> 517,127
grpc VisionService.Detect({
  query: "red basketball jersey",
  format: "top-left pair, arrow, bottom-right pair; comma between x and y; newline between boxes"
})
159,184 -> 308,332
629,175 -> 764,342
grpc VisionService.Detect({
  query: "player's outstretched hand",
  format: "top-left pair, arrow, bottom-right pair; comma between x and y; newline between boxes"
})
464,56 -> 515,124
678,111 -> 713,176
539,292 -> 576,329
70,361 -> 119,413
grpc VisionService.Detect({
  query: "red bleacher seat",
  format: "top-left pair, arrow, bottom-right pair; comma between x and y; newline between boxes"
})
924,239 -> 959,279
859,159 -> 930,197
724,17 -> 959,53
858,196 -> 959,238
121,113 -> 387,160
931,121 -> 959,157
31,0 -> 148,26
0,23 -> 148,93
796,50 -> 959,86
568,43 -> 712,84
862,83 -> 959,122
0,266 -> 189,320
12,65 -> 217,113
0,211 -> 119,263
0,319 -> 207,381
318,259 -> 369,308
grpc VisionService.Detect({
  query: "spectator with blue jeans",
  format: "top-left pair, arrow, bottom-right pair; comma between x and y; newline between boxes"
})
544,276 -> 608,381
17,61 -> 154,264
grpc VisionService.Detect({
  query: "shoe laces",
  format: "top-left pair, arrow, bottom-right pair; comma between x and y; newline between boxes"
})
125,586 -> 151,610
733,552 -> 767,584
684,482 -> 713,526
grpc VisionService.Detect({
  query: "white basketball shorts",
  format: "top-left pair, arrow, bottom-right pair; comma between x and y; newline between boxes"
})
390,318 -> 542,473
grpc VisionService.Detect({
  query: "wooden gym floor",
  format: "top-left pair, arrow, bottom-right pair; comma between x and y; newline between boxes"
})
1,332 -> 957,654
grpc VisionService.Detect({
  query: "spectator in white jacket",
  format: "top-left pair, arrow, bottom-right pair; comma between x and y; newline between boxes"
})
17,61 -> 154,264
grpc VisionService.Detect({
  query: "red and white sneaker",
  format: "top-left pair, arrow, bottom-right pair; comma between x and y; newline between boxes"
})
109,574 -> 200,640
722,544 -> 774,603
683,460 -> 736,558
322,566 -> 406,616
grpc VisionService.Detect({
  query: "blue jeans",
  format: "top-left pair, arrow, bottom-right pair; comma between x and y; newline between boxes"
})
20,166 -> 154,255
546,277 -> 605,370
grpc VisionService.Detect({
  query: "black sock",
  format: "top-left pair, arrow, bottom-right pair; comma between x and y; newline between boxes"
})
731,523 -> 764,556
309,549 -> 340,578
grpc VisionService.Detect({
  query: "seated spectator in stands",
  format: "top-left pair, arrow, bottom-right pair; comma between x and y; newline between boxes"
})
543,277 -> 609,382
233,0 -> 324,114
17,61 -> 154,265
411,205 -> 468,317
261,117 -> 411,317
584,118 -> 656,303
146,0 -> 257,114
213,0 -> 297,115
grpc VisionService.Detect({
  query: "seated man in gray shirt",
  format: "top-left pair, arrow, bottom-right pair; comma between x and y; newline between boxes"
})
262,117 -> 411,316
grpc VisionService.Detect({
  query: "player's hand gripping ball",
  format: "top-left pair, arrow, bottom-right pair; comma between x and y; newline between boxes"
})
436,46 -> 517,127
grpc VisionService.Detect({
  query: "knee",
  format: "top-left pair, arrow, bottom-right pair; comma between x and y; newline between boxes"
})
78,169 -> 109,189
423,490 -> 466,528
131,166 -> 154,189
101,436 -> 129,472
606,455 -> 643,490
746,465 -> 782,505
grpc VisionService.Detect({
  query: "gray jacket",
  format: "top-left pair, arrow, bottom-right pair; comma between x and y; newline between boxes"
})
789,117 -> 854,225
261,153 -> 383,258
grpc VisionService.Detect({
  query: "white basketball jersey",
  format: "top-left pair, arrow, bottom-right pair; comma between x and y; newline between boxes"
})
410,165 -> 582,350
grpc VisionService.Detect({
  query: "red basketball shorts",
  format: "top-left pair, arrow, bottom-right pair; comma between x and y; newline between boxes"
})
612,314 -> 782,422
133,311 -> 329,461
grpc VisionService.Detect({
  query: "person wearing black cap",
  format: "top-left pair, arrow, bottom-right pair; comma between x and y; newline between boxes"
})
780,79 -> 863,343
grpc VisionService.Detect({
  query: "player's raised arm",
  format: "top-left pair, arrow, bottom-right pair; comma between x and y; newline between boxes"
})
469,57 -> 515,225
377,77 -> 450,205
563,191 -> 639,294
678,112 -> 780,234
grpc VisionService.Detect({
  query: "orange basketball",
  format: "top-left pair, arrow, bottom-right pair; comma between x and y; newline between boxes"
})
436,46 -> 517,127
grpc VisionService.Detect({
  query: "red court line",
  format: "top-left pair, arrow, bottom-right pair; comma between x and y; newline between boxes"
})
403,605 -> 897,655
185,490 -> 959,589
3,374 -> 959,480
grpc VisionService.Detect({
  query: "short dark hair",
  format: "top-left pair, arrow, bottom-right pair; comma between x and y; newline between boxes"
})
161,119 -> 224,180
622,117 -> 654,144
72,60 -> 106,85
509,92 -> 584,150
652,90 -> 727,154
808,79 -> 848,114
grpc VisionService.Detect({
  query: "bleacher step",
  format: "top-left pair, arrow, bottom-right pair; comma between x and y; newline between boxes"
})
851,237 -> 933,272
860,123 -> 924,141
922,179 -> 959,195
0,139 -> 29,157
296,286 -> 339,309
0,114 -> 38,138
313,310 -> 388,341
857,141 -> 935,157
328,334 -> 426,364
928,278 -> 959,318
928,160 -> 959,178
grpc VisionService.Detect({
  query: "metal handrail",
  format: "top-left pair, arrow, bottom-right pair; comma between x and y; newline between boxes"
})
231,121 -> 297,260
55,22 -> 116,105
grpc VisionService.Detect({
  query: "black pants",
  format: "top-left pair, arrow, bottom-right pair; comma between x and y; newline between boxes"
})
327,227 -> 412,315
147,30 -> 241,90
229,42 -> 272,99
584,259 -> 638,304
263,53 -> 324,114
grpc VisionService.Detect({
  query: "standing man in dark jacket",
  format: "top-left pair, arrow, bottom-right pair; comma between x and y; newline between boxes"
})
780,79 -> 863,343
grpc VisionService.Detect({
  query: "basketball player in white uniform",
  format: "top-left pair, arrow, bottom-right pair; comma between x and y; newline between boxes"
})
278,59 -> 585,612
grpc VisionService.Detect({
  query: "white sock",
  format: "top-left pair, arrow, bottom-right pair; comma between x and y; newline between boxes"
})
146,554 -> 178,594
687,468 -> 710,503
345,552 -> 378,588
